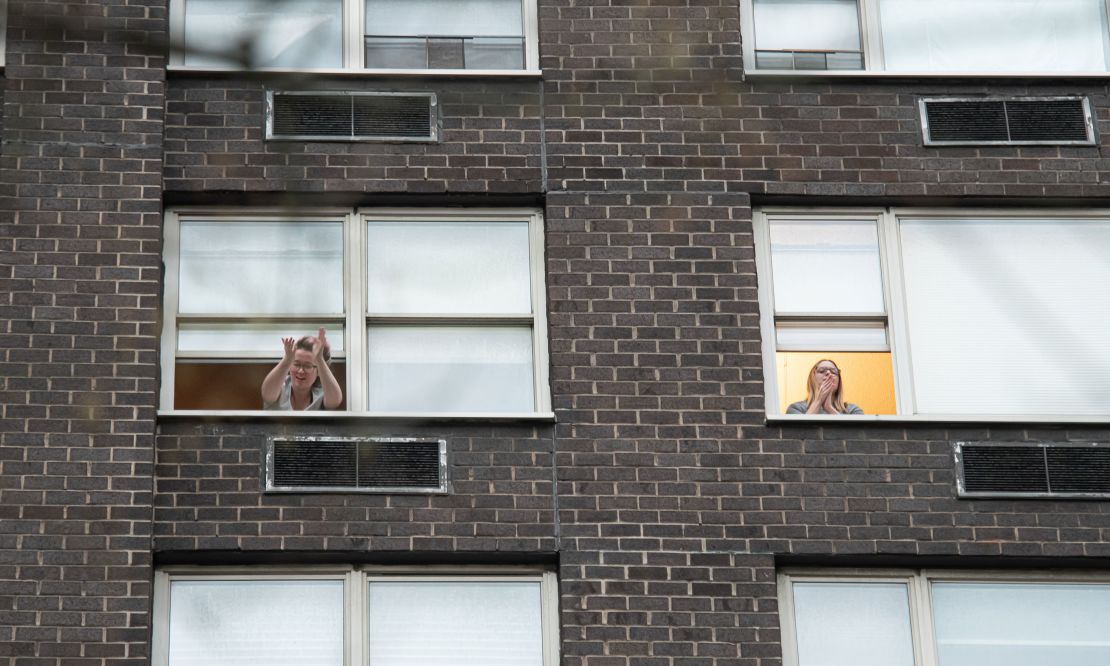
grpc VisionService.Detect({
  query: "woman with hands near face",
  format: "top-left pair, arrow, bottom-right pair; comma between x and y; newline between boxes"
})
260,328 -> 344,410
786,359 -> 864,415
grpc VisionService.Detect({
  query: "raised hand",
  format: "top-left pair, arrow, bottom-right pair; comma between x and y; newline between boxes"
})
311,328 -> 328,362
281,336 -> 295,362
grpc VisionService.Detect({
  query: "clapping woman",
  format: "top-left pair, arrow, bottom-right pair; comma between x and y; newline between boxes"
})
786,359 -> 863,415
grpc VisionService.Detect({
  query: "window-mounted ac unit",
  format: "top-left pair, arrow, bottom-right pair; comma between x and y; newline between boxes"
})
265,437 -> 448,494
266,90 -> 439,142
919,97 -> 1095,146
955,441 -> 1110,499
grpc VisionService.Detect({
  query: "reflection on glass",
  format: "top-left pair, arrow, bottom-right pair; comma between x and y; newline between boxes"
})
754,0 -> 861,52
769,219 -> 884,314
184,0 -> 343,68
775,322 -> 887,351
177,324 -> 344,354
792,581 -> 914,666
179,221 -> 343,315
367,581 -> 543,666
366,221 -> 531,314
168,580 -> 343,666
932,582 -> 1110,666
367,326 -> 534,412
777,351 -> 895,414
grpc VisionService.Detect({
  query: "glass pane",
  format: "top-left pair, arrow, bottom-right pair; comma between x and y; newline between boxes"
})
174,361 -> 347,410
777,351 -> 895,415
168,580 -> 343,666
754,0 -> 861,52
769,219 -> 884,314
879,0 -> 1110,72
184,0 -> 343,68
776,323 -> 888,350
366,221 -> 531,314
791,581 -> 914,666
367,580 -> 543,666
367,326 -> 535,412
178,324 -> 344,355
933,582 -> 1110,666
365,0 -> 523,38
466,37 -> 525,69
899,218 -> 1110,416
179,221 -> 343,315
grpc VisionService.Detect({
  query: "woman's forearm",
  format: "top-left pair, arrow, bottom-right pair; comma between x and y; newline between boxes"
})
317,361 -> 344,409
261,359 -> 293,403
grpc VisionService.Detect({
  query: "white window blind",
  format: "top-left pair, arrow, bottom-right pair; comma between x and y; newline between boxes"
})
752,0 -> 861,51
899,218 -> 1110,416
365,0 -> 522,37
791,582 -> 915,666
183,0 -> 344,68
769,219 -> 884,314
878,0 -> 1110,72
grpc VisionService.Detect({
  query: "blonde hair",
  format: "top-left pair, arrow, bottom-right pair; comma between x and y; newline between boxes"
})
806,359 -> 848,414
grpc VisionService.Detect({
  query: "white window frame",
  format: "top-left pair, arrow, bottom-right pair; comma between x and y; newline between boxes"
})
152,566 -> 560,666
779,568 -> 1110,666
754,207 -> 1110,423
166,0 -> 541,76
740,0 -> 1110,77
160,207 -> 552,419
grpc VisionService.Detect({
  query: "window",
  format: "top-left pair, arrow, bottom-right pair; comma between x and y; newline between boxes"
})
754,209 -> 1110,421
743,0 -> 1110,74
779,570 -> 1110,666
169,0 -> 539,72
160,208 -> 551,416
152,568 -> 559,666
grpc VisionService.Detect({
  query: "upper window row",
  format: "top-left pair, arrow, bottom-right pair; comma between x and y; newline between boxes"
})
169,0 -> 540,72
743,0 -> 1110,75
755,209 -> 1110,421
160,208 -> 550,416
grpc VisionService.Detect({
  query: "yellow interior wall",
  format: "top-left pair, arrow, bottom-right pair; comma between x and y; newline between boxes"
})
776,351 -> 896,415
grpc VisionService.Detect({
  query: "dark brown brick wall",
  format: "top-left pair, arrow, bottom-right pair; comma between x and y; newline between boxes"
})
0,1 -> 165,663
163,77 -> 544,197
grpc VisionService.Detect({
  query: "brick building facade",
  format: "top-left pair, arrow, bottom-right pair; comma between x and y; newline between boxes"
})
4,0 -> 1110,664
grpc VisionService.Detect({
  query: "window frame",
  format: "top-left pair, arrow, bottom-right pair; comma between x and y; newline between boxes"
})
778,568 -> 1110,666
166,0 -> 541,75
740,0 -> 1110,77
160,207 -> 552,419
754,206 -> 1110,423
152,566 -> 560,666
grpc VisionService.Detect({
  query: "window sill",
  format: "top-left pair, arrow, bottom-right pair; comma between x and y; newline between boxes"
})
744,69 -> 1110,80
157,409 -> 556,423
767,413 -> 1110,425
166,65 -> 543,80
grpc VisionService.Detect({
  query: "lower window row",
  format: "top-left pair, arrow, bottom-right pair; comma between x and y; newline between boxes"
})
153,569 -> 559,666
780,570 -> 1110,666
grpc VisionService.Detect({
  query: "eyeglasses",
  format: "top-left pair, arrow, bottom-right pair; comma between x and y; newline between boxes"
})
814,367 -> 840,376
292,362 -> 317,372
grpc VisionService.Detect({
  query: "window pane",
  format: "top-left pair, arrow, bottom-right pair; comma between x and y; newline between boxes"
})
879,0 -> 1110,72
168,580 -> 343,666
899,218 -> 1110,416
178,324 -> 345,355
776,351 -> 895,415
776,322 -> 888,351
367,580 -> 543,666
791,582 -> 914,666
769,219 -> 884,314
366,221 -> 531,314
367,326 -> 535,412
365,0 -> 523,38
183,0 -> 343,68
933,582 -> 1110,666
179,221 -> 343,315
753,0 -> 861,52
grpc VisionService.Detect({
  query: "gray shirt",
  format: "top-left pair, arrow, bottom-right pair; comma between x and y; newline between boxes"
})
263,375 -> 324,411
786,400 -> 864,415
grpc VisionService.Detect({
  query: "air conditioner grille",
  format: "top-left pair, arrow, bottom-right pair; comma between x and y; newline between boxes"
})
956,442 -> 1110,498
921,97 -> 1094,146
267,438 -> 447,493
268,91 -> 438,142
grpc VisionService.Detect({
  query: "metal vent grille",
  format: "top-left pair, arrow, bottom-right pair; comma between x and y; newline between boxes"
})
266,437 -> 447,493
920,97 -> 1095,146
267,91 -> 438,142
955,442 -> 1110,498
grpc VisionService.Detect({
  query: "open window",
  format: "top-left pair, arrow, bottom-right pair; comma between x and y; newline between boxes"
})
755,209 -> 1110,421
743,0 -> 1110,75
161,208 -> 550,416
169,0 -> 540,72
153,567 -> 560,666
779,569 -> 1110,666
